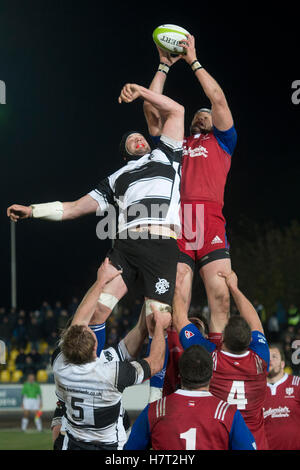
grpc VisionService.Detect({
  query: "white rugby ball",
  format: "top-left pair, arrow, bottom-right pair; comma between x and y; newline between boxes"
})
152,24 -> 190,55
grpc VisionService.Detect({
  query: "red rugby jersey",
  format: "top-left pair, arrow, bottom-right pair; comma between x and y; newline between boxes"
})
263,374 -> 300,450
163,327 -> 183,396
181,126 -> 237,204
209,348 -> 269,449
163,330 -> 223,397
148,390 -> 239,450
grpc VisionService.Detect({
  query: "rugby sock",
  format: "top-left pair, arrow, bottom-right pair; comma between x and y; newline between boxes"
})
146,335 -> 169,403
35,416 -> 42,431
21,417 -> 29,431
89,323 -> 106,357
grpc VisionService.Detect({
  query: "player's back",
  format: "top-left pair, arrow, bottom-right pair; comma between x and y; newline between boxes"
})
210,348 -> 268,449
52,341 -> 146,449
148,390 -> 237,450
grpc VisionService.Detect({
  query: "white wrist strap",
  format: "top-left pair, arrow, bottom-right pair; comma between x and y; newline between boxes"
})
191,60 -> 203,72
31,201 -> 64,221
158,62 -> 170,75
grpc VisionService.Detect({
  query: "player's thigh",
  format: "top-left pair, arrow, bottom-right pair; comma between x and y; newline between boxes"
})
142,238 -> 179,305
199,257 -> 231,306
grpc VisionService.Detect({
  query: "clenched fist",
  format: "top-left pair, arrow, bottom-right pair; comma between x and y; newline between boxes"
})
7,204 -> 32,222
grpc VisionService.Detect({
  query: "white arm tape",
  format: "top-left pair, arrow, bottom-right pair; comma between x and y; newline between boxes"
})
31,201 -> 64,221
98,292 -> 119,311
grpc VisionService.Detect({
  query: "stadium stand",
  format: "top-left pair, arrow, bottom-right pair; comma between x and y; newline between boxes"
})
0,299 -> 299,383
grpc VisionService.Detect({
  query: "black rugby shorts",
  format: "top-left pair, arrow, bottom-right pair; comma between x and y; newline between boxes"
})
107,234 -> 179,305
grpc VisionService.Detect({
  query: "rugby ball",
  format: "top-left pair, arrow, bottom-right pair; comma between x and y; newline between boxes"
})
152,24 -> 190,55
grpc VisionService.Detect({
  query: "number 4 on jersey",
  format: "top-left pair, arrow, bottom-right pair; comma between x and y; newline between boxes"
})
227,380 -> 248,410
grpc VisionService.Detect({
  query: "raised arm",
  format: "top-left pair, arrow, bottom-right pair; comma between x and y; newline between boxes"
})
143,306 -> 171,376
143,46 -> 182,137
180,34 -> 234,131
71,258 -> 122,327
122,303 -> 148,359
218,271 -> 265,333
118,84 -> 184,143
7,194 -> 98,222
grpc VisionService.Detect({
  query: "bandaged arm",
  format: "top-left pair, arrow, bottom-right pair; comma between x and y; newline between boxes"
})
30,194 -> 98,221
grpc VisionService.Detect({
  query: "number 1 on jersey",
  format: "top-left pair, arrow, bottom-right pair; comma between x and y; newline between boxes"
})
227,380 -> 247,410
180,428 -> 196,450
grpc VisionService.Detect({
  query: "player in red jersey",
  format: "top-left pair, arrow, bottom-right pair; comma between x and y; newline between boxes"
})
263,344 -> 300,450
163,313 -> 209,396
144,35 -> 237,339
174,270 -> 270,450
125,344 -> 256,450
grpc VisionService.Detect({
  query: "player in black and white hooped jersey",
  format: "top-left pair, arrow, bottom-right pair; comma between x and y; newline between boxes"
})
51,258 -> 171,450
51,331 -> 139,450
7,83 -> 184,362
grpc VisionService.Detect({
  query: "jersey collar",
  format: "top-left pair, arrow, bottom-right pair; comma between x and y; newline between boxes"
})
175,389 -> 212,397
125,153 -> 151,165
267,372 -> 288,395
220,350 -> 250,358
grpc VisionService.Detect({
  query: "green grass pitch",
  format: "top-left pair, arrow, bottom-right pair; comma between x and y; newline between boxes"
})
0,429 -> 53,450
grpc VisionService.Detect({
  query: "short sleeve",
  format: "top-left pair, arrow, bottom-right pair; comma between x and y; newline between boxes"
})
157,134 -> 183,164
114,359 -> 151,393
249,331 -> 270,369
88,176 -> 115,213
179,323 -> 216,353
213,125 -> 237,156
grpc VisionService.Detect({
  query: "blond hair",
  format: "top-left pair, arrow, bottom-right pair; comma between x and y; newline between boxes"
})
61,325 -> 95,365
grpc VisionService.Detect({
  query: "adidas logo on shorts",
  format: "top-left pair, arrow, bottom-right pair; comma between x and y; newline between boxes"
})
211,235 -> 223,245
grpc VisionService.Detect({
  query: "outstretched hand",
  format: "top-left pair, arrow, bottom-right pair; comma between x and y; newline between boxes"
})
118,83 -> 141,104
155,44 -> 182,67
178,34 -> 197,64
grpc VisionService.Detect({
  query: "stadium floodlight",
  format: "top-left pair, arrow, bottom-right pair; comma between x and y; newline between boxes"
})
10,220 -> 17,308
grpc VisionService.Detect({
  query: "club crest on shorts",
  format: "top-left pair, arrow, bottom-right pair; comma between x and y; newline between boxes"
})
155,278 -> 170,295
185,330 -> 195,339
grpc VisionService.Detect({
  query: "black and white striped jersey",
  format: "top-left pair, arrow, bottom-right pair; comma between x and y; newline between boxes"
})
88,135 -> 182,235
52,339 -> 150,449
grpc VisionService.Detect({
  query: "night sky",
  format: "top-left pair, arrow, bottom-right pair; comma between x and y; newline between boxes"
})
0,1 -> 299,310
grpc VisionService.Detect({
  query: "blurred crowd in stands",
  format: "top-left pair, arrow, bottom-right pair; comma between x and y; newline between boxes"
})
0,296 -> 299,383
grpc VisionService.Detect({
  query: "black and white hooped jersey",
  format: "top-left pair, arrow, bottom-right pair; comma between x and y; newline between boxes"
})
88,135 -> 182,235
51,339 -> 150,449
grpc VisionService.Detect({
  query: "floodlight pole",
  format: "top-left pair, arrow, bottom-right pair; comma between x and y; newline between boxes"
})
10,220 -> 17,309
